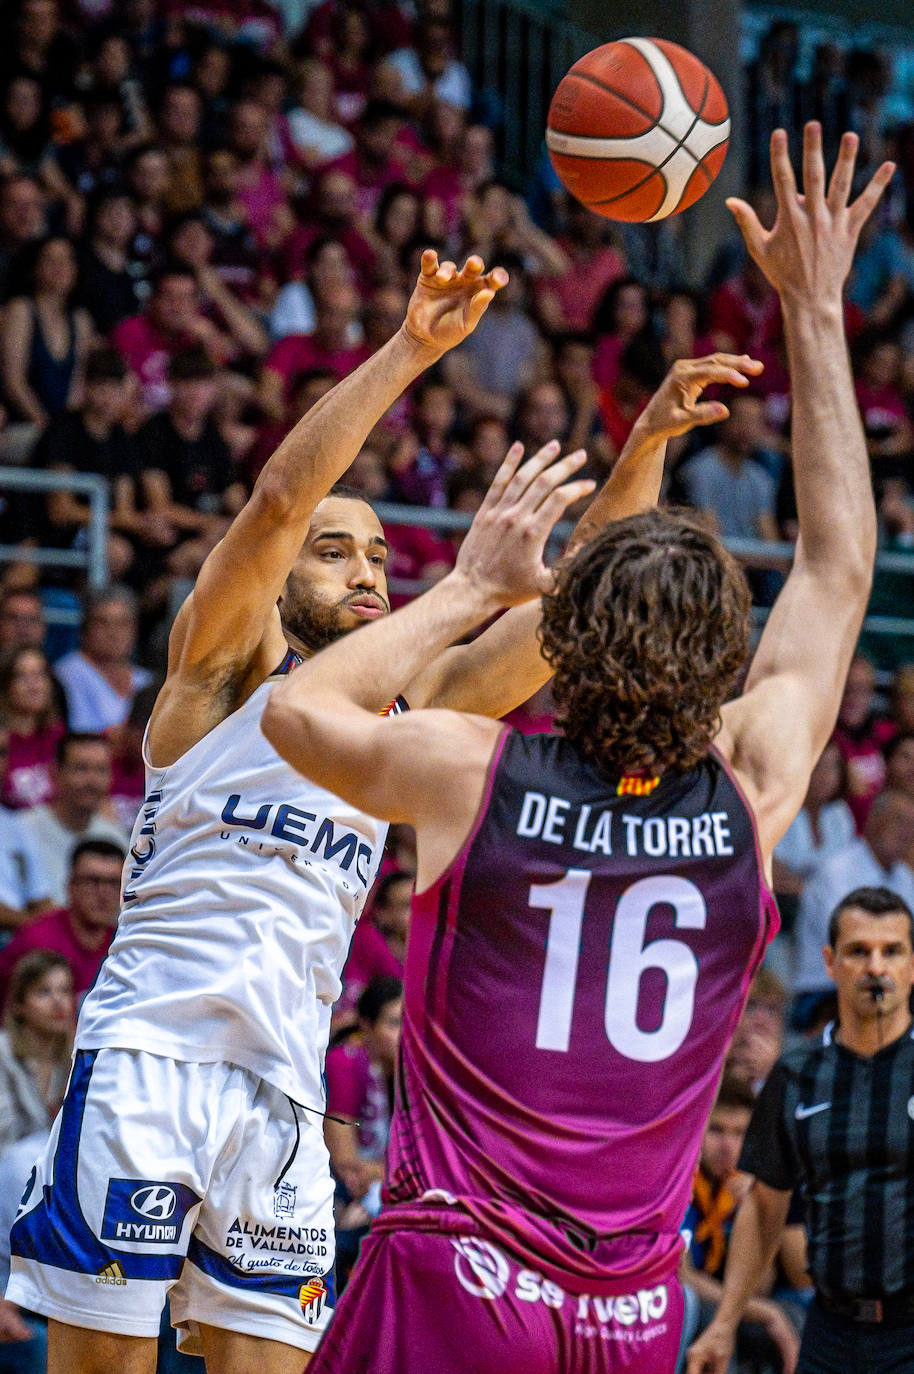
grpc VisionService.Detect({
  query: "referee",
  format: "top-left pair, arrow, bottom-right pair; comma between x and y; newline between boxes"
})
687,886 -> 914,1374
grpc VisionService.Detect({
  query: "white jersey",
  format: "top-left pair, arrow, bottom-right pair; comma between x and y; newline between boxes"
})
76,670 -> 389,1106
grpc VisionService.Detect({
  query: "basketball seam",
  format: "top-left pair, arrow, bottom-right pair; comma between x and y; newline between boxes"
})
558,67 -> 725,159
578,67 -> 721,211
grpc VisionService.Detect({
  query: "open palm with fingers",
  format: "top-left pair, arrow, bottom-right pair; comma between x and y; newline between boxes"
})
726,122 -> 895,305
402,249 -> 509,358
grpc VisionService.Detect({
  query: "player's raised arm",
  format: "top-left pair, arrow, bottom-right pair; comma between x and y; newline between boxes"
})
165,252 -> 506,684
261,445 -> 593,882
718,122 -> 895,860
403,352 -> 763,716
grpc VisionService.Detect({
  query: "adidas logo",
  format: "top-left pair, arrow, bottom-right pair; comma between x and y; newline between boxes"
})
96,1261 -> 127,1286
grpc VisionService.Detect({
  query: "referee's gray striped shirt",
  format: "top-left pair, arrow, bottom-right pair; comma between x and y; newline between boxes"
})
740,1024 -> 914,1300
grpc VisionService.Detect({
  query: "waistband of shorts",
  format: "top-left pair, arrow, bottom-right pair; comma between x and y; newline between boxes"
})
372,1202 -> 680,1297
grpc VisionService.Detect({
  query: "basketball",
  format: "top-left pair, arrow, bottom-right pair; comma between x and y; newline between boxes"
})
546,37 -> 730,222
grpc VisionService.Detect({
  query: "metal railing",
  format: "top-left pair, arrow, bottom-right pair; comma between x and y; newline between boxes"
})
376,502 -> 914,649
0,467 -> 109,594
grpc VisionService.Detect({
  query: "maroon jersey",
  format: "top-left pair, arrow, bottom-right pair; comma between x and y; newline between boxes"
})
385,729 -> 778,1293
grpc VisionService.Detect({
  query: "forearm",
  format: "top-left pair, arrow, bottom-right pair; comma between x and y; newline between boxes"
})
254,327 -> 437,514
569,424 -> 666,550
711,1187 -> 788,1332
782,301 -> 876,577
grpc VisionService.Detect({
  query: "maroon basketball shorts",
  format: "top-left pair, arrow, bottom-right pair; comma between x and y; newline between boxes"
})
309,1224 -> 684,1374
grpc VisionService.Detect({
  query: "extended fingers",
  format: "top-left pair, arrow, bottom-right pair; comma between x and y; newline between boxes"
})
848,159 -> 897,236
515,448 -> 589,513
725,198 -> 769,260
768,128 -> 798,212
826,130 -> 859,213
681,354 -> 764,385
801,121 -> 826,210
481,441 -> 525,510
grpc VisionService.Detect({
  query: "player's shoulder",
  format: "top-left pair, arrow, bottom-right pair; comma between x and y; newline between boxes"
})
777,1036 -> 834,1081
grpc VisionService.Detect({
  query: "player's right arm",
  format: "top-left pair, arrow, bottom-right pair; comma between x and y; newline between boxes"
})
686,1181 -> 795,1374
149,252 -> 507,759
717,123 -> 895,862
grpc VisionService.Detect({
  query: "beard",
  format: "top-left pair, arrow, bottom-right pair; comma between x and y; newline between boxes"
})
279,584 -> 390,655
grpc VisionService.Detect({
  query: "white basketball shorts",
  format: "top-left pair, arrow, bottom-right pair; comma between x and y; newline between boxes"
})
6,1048 -> 335,1354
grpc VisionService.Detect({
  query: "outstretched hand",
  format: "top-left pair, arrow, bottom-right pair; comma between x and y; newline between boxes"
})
726,122 -> 895,306
635,353 -> 765,441
455,440 -> 594,607
402,249 -> 508,357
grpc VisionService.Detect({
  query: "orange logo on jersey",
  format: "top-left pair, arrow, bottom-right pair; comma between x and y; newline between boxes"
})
617,774 -> 660,797
299,1276 -> 328,1322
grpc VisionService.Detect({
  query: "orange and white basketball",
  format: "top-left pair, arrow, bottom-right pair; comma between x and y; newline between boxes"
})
546,38 -> 730,222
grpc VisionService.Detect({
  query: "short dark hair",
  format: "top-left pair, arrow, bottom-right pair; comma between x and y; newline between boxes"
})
149,261 -> 197,294
539,508 -> 751,774
70,838 -> 125,869
85,346 -> 128,385
325,482 -> 375,509
167,346 -> 218,382
56,731 -> 109,767
884,731 -> 914,764
356,975 -> 403,1025
713,1076 -> 757,1114
373,869 -> 412,910
828,886 -> 914,947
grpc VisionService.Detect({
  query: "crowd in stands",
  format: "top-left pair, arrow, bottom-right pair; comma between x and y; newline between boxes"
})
0,1 -> 911,1370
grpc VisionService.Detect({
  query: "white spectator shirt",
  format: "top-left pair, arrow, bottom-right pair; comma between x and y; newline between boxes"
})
53,651 -> 153,733
774,800 -> 856,879
17,806 -> 129,906
382,47 -> 472,109
0,806 -> 47,910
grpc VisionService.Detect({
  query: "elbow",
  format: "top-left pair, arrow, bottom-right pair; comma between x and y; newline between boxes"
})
261,691 -> 297,758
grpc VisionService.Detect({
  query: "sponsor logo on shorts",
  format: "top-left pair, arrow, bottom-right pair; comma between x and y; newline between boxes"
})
299,1276 -> 328,1323
96,1261 -> 127,1286
451,1238 -> 510,1300
451,1237 -> 670,1344
101,1178 -> 200,1244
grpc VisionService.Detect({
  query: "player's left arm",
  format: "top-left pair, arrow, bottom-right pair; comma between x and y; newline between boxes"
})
262,442 -> 590,883
403,353 -> 763,715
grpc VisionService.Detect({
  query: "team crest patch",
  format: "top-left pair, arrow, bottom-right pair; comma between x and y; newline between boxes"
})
299,1276 -> 328,1322
617,774 -> 660,797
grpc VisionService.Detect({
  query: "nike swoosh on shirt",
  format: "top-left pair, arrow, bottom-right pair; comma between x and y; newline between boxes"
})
795,1102 -> 831,1119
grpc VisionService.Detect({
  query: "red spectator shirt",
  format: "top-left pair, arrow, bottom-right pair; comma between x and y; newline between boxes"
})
0,907 -> 114,1010
2,724 -> 65,811
111,314 -> 195,411
264,335 -> 371,394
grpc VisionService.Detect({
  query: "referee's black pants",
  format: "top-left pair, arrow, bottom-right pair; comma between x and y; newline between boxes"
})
798,1298 -> 914,1373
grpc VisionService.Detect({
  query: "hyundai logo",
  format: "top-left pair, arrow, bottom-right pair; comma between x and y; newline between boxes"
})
130,1186 -> 177,1220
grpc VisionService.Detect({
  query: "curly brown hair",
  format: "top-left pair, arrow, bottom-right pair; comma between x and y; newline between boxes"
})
539,509 -> 751,774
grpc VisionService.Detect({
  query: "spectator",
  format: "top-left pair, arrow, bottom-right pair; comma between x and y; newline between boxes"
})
165,211 -> 268,360
0,645 -> 63,809
108,680 -> 156,831
286,58 -> 354,169
325,975 -> 404,1278
0,75 -> 67,200
139,347 -> 245,539
0,588 -> 45,651
535,199 -> 626,335
53,587 -> 153,734
689,886 -> 914,1374
370,868 -> 412,966
774,740 -> 856,895
270,235 -> 358,341
725,968 -> 787,1092
157,82 -> 205,214
890,664 -> 914,733
598,332 -> 667,461
0,837 -> 124,1007
0,721 -> 50,931
336,912 -> 402,1029
378,18 -> 473,116
53,91 -> 128,206
442,254 -> 548,421
553,332 -> 614,472
0,173 -> 46,302
591,275 -> 652,390
678,393 -> 781,543
259,284 -> 368,418
201,148 -> 266,307
681,1077 -> 800,1374
111,262 -> 231,411
833,653 -> 893,830
461,180 -> 570,279
853,331 -> 914,485
793,790 -> 914,1009
226,98 -> 290,253
388,377 -> 456,507
708,256 -> 778,356
125,142 -> 168,275
284,167 -> 377,290
78,188 -> 144,334
0,0 -> 79,102
0,235 -> 94,437
884,731 -> 914,803
330,99 -> 412,220
0,949 -> 74,1148
18,731 -> 127,902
